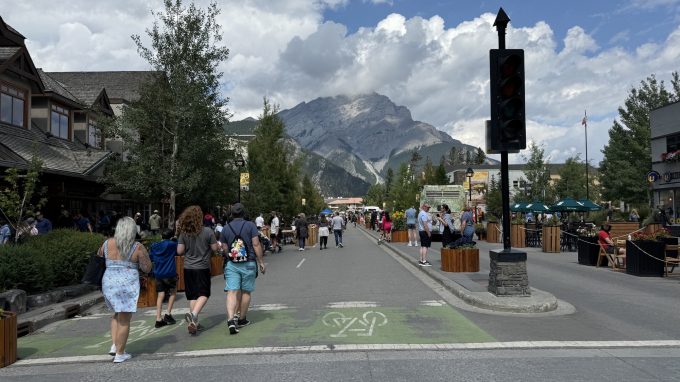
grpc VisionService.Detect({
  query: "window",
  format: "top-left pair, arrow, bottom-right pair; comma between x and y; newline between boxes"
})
51,104 -> 69,139
667,133 -> 680,153
87,119 -> 100,148
0,83 -> 25,127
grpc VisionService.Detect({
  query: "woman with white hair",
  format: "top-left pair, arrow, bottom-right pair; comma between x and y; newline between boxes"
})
98,216 -> 152,363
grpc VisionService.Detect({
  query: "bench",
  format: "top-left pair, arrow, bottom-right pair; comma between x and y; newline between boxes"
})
664,244 -> 680,277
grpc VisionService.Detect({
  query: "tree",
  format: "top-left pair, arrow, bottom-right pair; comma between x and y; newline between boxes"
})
474,147 -> 486,164
364,183 -> 385,207
521,142 -> 552,202
384,168 -> 394,198
105,0 -> 231,227
448,146 -> 461,166
434,157 -> 449,185
390,163 -> 420,210
554,155 -> 588,200
600,73 -> 680,204
485,175 -> 502,220
422,157 -> 435,184
245,99 -> 301,219
0,156 -> 46,242
465,150 -> 472,165
300,174 -> 325,218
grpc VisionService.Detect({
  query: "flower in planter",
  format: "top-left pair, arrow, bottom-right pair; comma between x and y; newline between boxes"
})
391,210 -> 407,231
630,230 -> 666,241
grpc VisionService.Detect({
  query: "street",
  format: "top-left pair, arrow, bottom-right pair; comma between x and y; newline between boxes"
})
2,225 -> 680,381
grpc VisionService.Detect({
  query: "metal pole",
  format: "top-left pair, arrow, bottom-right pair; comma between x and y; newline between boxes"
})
494,8 -> 511,250
584,110 -> 589,200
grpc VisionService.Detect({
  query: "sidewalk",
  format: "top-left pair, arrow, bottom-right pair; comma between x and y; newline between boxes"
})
360,227 -> 560,314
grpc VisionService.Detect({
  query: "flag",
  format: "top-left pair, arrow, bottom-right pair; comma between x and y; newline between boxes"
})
581,116 -> 587,126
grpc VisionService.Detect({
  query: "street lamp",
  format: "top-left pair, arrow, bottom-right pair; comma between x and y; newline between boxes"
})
466,167 -> 474,203
234,154 -> 245,203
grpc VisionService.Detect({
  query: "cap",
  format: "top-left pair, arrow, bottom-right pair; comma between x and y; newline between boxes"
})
153,210 -> 159,213
135,212 -> 141,216
231,203 -> 245,216
26,217 -> 35,224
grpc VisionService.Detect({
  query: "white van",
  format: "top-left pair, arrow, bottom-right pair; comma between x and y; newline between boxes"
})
362,206 -> 381,213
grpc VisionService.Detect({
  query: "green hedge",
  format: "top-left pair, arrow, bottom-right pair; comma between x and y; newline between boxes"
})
0,229 -> 105,294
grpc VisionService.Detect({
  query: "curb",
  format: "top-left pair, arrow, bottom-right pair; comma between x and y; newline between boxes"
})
364,227 -> 559,313
18,291 -> 105,335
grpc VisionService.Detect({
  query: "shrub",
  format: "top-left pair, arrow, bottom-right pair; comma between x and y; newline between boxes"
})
0,229 -> 104,293
391,210 -> 406,231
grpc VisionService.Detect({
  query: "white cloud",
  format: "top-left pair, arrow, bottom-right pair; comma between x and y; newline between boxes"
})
2,0 -> 680,167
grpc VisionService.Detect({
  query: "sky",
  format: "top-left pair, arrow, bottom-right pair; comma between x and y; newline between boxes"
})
2,0 -> 680,166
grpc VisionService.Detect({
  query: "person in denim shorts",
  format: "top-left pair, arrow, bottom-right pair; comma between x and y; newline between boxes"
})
220,203 -> 266,335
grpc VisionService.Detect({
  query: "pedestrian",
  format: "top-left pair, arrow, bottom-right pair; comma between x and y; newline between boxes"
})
98,217 -> 152,363
270,211 -> 281,253
255,213 -> 264,230
379,211 -> 392,244
220,203 -> 266,335
74,212 -> 92,233
405,205 -> 418,247
97,210 -> 111,234
598,223 -> 626,257
437,204 -> 454,248
0,218 -> 11,245
149,229 -> 178,328
34,211 -> 52,235
417,204 -> 432,266
331,211 -> 345,248
176,205 -> 219,335
149,210 -> 162,235
203,210 -> 215,229
318,214 -> 330,249
370,210 -> 378,231
294,213 -> 308,251
629,209 -> 640,222
56,206 -> 71,229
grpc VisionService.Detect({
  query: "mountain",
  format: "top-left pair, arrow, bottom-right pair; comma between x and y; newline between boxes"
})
226,93 -> 491,196
277,93 -> 484,184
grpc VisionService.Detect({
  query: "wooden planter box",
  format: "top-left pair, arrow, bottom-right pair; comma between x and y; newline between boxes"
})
608,222 -> 640,241
365,221 -> 371,229
137,277 -> 157,308
486,222 -> 500,243
175,256 -> 185,292
210,256 -> 224,277
510,223 -> 525,248
391,230 -> 408,242
542,225 -> 561,253
0,311 -> 17,369
440,248 -> 480,272
307,225 -> 318,246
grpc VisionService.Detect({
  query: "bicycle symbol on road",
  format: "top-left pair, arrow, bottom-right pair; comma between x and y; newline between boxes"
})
322,311 -> 388,338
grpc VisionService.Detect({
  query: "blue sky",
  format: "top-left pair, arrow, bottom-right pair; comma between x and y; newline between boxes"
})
2,0 -> 680,166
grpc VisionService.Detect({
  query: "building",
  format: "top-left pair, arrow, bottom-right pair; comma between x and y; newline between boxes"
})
0,16 -> 154,223
650,100 -> 680,221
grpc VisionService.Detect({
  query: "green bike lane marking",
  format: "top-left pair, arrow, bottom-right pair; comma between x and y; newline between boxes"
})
18,305 -> 495,359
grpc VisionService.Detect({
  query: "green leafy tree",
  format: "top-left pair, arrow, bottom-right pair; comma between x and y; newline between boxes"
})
521,142 -> 552,202
245,99 -> 301,219
554,155 -> 588,200
364,184 -> 386,207
105,0 -> 231,227
300,174 -> 325,218
0,156 -> 46,242
600,73 -> 680,204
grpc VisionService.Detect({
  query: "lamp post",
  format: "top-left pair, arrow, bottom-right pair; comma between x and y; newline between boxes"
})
466,167 -> 474,222
234,154 -> 245,203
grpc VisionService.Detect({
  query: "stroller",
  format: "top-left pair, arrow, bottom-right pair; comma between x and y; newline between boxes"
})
259,230 -> 274,254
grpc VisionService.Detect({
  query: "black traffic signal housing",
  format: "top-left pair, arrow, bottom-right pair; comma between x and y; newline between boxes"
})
487,49 -> 526,154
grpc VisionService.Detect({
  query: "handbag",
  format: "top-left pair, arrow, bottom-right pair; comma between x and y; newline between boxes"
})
82,252 -> 106,287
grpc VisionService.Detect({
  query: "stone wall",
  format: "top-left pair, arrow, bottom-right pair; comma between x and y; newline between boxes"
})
488,250 -> 530,296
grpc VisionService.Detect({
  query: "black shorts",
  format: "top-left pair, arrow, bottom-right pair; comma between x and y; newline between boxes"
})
270,232 -> 278,240
183,268 -> 211,300
407,224 -> 416,229
154,277 -> 177,293
419,231 -> 432,248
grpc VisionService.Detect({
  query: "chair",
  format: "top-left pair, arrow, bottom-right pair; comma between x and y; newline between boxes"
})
664,244 -> 680,277
596,241 -> 626,270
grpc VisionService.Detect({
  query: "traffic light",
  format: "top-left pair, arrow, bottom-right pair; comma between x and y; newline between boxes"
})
487,49 -> 525,153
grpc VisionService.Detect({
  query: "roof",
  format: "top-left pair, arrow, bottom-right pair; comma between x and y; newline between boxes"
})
0,46 -> 20,60
328,197 -> 364,205
0,122 -> 111,178
47,71 -> 158,104
37,69 -> 82,105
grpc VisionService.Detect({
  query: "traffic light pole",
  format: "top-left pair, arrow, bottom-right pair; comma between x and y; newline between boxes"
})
487,8 -> 530,296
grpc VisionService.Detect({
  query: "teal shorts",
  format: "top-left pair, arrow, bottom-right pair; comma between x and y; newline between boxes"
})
224,261 -> 257,293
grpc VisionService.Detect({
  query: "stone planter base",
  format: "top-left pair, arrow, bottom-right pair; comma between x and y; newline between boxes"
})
488,249 -> 530,296
441,248 -> 480,272
1,311 -> 17,368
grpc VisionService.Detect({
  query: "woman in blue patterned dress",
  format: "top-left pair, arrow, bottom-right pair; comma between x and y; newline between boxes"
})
99,216 -> 152,363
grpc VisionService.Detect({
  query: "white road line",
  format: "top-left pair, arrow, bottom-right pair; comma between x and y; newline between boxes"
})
421,300 -> 448,306
15,340 -> 680,366
327,301 -> 378,308
296,258 -> 306,268
250,304 -> 290,311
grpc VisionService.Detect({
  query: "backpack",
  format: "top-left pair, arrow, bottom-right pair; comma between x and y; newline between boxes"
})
225,222 -> 252,263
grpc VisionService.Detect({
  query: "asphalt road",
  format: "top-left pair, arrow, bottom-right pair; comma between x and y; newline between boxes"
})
3,225 -> 680,380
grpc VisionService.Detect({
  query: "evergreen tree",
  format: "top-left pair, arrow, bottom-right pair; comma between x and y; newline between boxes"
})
364,184 -> 385,207
104,0 -> 230,227
434,157 -> 449,185
385,168 -> 394,198
390,163 -> 420,210
448,147 -> 460,166
600,73 -> 680,204
474,147 -> 486,164
555,155 -> 588,200
300,174 -> 325,218
486,175 -> 502,220
422,157 -> 435,184
245,99 -> 301,220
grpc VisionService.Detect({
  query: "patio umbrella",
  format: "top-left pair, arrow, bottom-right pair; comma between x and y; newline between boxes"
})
320,208 -> 332,215
525,200 -> 552,213
510,202 -> 529,212
578,198 -> 602,211
551,197 -> 588,212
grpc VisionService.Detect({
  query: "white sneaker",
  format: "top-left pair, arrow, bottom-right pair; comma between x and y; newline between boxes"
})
415,242 -> 419,246
109,344 -> 116,356
407,242 -> 413,247
113,352 -> 132,363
